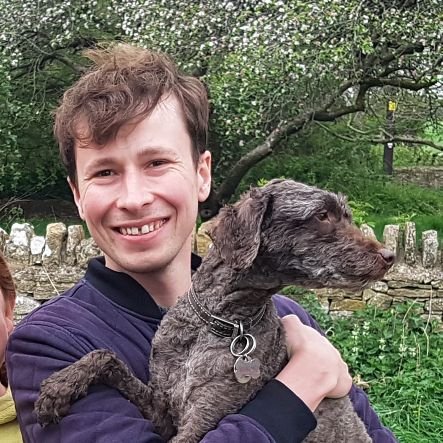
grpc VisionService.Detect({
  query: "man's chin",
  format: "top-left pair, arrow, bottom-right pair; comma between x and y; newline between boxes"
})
104,254 -> 173,276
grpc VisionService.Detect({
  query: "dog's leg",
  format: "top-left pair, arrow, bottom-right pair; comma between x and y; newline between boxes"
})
35,349 -> 152,426
304,397 -> 372,443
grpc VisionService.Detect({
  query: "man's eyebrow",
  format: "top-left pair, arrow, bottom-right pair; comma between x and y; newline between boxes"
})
136,145 -> 179,158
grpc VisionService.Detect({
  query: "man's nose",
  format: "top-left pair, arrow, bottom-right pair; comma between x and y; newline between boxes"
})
116,173 -> 154,211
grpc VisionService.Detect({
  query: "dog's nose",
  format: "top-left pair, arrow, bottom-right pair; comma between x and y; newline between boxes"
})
378,248 -> 395,266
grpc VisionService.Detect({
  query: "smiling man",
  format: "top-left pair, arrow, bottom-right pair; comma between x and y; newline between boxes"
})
6,44 -> 396,443
71,95 -> 211,308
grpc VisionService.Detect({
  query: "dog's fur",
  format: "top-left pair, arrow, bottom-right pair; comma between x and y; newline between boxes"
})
35,179 -> 394,442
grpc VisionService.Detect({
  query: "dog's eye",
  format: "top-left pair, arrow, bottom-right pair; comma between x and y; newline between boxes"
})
316,212 -> 329,222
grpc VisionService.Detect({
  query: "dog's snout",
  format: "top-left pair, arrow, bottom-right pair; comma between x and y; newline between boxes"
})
378,248 -> 395,266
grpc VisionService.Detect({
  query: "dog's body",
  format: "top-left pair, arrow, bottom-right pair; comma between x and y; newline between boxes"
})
36,180 -> 394,442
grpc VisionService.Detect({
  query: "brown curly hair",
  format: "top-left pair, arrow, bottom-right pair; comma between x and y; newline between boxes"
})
54,43 -> 209,186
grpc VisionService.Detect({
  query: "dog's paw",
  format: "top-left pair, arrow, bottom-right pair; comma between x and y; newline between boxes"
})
34,388 -> 72,427
34,366 -> 91,426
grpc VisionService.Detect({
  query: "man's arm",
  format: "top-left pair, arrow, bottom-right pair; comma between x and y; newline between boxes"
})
273,294 -> 398,443
7,319 -> 316,443
7,321 -> 164,443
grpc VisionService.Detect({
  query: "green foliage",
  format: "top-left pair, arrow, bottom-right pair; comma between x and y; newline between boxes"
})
357,181 -> 443,216
0,1 -> 441,202
283,288 -> 443,443
348,201 -> 375,227
245,124 -> 442,221
0,204 -> 24,230
0,63 -> 24,194
372,145 -> 443,167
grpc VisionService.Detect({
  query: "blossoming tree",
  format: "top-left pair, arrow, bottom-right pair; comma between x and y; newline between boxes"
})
0,0 -> 441,216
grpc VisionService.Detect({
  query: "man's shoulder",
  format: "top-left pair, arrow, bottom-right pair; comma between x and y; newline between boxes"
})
272,293 -> 305,317
13,278 -> 121,340
272,293 -> 322,330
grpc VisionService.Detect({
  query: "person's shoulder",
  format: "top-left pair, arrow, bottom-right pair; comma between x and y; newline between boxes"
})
272,294 -> 321,329
15,278 -> 99,329
272,293 -> 306,317
0,388 -> 23,442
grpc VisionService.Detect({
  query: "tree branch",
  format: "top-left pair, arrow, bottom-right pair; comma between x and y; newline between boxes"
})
374,135 -> 443,151
315,122 -> 443,151
362,77 -> 438,91
214,118 -> 306,203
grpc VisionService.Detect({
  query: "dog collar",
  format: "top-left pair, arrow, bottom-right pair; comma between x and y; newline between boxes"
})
186,285 -> 267,338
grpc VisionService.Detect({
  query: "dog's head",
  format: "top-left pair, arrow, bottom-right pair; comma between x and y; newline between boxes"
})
209,179 -> 394,291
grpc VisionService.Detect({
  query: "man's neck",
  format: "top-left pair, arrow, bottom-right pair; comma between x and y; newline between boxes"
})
124,255 -> 192,308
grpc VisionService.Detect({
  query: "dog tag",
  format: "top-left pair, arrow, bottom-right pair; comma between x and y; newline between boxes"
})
234,356 -> 261,384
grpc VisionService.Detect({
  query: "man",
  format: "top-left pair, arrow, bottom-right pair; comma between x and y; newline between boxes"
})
6,44 -> 396,442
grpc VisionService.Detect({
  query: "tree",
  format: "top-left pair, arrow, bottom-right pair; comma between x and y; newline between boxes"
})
1,0 -> 442,217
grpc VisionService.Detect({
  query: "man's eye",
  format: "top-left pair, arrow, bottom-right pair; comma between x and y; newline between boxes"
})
97,170 -> 114,177
150,160 -> 168,167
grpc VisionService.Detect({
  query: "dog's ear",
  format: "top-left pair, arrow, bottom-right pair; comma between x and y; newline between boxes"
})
209,188 -> 272,270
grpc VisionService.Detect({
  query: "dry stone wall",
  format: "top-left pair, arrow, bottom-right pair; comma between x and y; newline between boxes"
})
394,166 -> 443,189
1,220 -> 442,324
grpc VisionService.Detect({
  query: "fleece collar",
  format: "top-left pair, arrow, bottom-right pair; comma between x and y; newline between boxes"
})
84,254 -> 202,319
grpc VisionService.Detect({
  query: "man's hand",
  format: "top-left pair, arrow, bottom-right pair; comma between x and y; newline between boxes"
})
275,314 -> 352,412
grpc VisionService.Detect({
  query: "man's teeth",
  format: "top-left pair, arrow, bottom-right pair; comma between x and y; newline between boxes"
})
120,220 -> 165,236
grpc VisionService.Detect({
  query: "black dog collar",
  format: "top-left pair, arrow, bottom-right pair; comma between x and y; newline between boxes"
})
187,285 -> 267,338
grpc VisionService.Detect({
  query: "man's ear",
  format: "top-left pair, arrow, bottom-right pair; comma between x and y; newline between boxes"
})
197,151 -> 212,203
68,177 -> 85,220
209,188 -> 272,270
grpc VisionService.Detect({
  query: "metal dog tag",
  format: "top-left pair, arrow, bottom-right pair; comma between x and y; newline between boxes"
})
234,356 -> 261,384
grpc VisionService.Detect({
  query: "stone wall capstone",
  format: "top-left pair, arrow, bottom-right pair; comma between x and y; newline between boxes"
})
1,220 -> 442,325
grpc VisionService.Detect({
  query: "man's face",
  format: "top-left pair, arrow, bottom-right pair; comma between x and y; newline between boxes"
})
70,95 -> 211,276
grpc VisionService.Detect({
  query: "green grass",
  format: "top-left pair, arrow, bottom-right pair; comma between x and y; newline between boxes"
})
282,288 -> 443,443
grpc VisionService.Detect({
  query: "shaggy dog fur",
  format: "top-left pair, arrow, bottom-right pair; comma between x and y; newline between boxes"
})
35,179 -> 394,442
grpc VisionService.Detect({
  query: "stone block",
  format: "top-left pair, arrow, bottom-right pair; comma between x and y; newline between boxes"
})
431,280 -> 443,289
424,298 -> 443,313
77,238 -> 101,268
30,236 -> 46,265
317,296 -> 330,313
404,222 -> 416,265
360,224 -> 377,240
387,288 -> 433,298
13,294 -> 41,323
383,224 -> 400,257
42,223 -> 68,268
5,223 -> 34,264
196,220 -> 215,256
0,227 -> 8,252
363,290 -> 392,309
387,281 -> 433,290
369,281 -> 389,293
420,314 -> 443,331
9,223 -> 34,247
314,288 -> 362,300
330,299 -> 366,311
422,230 -> 438,268
65,225 -> 86,266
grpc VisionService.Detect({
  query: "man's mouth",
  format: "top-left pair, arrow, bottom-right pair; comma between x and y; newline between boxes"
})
118,219 -> 167,236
